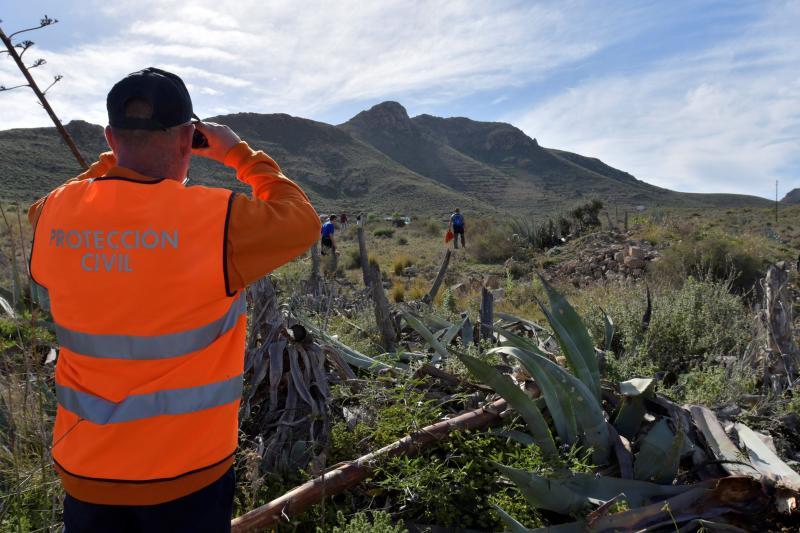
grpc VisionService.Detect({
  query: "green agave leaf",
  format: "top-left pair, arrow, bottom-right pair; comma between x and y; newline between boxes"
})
488,428 -> 536,446
494,463 -> 591,515
536,275 -> 601,400
492,505 -> 530,532
490,341 -> 578,446
491,344 -> 610,465
529,523 -> 584,533
601,306 -> 614,353
495,311 -> 545,332
421,313 -> 454,330
440,323 -> 462,346
461,316 -> 473,346
491,504 -> 535,533
457,352 -> 557,458
496,465 -> 697,514
402,311 -> 450,363
613,378 -> 655,440
633,419 -> 684,484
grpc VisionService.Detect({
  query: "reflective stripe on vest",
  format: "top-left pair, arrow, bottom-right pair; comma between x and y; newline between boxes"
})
55,292 -> 246,360
56,374 -> 242,425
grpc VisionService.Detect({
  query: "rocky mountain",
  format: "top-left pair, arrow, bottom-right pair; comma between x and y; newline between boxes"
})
781,189 -> 800,205
0,101 -> 773,215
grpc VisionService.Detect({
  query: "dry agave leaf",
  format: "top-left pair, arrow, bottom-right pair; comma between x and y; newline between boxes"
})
689,405 -> 755,478
735,422 -> 800,491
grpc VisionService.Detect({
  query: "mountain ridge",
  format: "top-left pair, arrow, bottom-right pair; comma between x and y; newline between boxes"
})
0,101 -> 773,214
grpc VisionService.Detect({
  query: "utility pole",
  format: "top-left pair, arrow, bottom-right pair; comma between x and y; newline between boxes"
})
0,16 -> 88,169
776,180 -> 779,224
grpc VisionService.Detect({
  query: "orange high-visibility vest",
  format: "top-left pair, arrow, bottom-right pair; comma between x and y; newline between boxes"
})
30,176 -> 246,483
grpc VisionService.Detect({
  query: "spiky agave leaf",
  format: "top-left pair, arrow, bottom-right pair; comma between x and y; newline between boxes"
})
495,464 -> 698,515
535,275 -> 601,400
457,352 -> 557,458
613,378 -> 654,440
633,419 -> 684,484
402,311 -> 449,363
491,504 -> 536,533
491,344 -> 610,465
491,336 -> 579,446
601,307 -> 614,353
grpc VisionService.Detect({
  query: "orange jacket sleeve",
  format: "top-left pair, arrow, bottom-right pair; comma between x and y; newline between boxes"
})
28,152 -> 117,229
223,142 -> 320,293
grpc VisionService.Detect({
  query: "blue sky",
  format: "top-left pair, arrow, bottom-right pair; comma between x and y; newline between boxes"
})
1,0 -> 798,198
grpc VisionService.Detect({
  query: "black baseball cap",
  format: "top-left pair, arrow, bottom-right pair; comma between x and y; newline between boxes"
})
107,67 -> 193,130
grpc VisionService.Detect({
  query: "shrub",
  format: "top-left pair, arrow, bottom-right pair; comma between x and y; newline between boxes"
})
392,255 -> 413,276
374,228 -> 395,239
666,363 -> 756,406
651,229 -> 769,294
391,286 -> 405,303
320,510 -> 407,533
469,220 -> 517,264
585,277 -> 754,377
407,285 -> 425,300
345,249 -> 362,270
423,218 -> 442,237
397,236 -> 408,246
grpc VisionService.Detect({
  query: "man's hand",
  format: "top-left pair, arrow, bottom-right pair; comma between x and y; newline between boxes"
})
192,122 -> 242,163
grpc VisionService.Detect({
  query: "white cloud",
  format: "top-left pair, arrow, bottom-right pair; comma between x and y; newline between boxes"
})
512,3 -> 800,197
0,0 -> 635,129
2,0 -> 797,199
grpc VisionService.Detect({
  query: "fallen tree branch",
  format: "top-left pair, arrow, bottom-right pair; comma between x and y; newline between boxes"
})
230,398 -> 507,532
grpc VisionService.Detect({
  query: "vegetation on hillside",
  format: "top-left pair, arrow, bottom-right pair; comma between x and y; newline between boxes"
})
2,199 -> 800,531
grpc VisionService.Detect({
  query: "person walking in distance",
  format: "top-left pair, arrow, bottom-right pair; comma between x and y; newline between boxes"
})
449,208 -> 466,249
339,211 -> 348,230
27,67 -> 320,533
321,214 -> 337,255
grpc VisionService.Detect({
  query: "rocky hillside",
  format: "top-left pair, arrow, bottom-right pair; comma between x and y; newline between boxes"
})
781,189 -> 800,205
0,102 -> 773,215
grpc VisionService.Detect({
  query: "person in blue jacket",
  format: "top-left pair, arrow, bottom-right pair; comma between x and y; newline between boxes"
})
449,208 -> 466,249
321,214 -> 337,255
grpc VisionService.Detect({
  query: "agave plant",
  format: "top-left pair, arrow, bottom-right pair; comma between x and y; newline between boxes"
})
401,276 -> 717,529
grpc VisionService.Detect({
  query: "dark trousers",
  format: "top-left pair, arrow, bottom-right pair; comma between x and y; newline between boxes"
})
63,467 -> 235,533
453,226 -> 465,249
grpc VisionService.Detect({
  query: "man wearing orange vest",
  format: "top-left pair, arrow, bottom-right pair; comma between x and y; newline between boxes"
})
28,67 -> 321,532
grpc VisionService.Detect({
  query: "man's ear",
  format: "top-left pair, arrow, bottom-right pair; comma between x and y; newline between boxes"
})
104,126 -> 116,152
178,123 -> 194,157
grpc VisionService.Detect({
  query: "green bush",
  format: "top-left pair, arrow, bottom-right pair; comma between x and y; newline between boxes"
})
651,229 -> 768,293
373,228 -> 395,239
468,220 -> 517,264
666,363 -> 756,406
319,510 -> 407,533
585,277 -> 753,377
345,249 -> 362,270
397,236 -> 408,246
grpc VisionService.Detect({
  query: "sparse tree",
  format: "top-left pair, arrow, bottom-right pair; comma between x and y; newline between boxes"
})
0,15 -> 88,169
